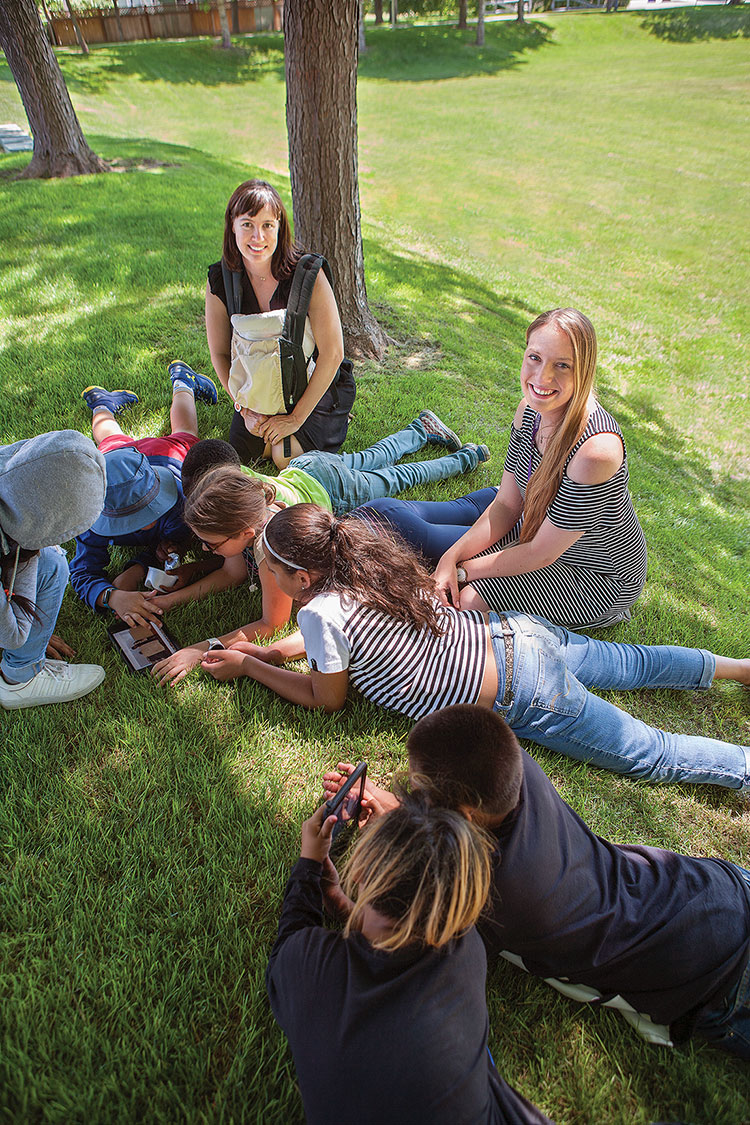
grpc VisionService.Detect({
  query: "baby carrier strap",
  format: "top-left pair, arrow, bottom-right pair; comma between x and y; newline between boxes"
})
220,260 -> 244,320
282,253 -> 331,349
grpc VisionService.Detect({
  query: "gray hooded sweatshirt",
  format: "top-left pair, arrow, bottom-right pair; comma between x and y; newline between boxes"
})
0,431 -> 106,651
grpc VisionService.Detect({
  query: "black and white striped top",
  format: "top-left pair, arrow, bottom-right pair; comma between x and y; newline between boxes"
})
469,404 -> 647,629
297,592 -> 488,720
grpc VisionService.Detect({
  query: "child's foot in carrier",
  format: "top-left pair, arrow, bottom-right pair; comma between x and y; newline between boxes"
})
81,386 -> 139,415
462,443 -> 491,464
419,410 -> 462,452
168,361 -> 218,405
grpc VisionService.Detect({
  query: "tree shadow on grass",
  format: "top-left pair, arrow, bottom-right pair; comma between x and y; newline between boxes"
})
54,34 -> 285,95
640,6 -> 750,42
358,21 -> 555,81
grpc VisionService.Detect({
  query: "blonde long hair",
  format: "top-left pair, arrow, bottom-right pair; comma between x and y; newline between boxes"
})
183,465 -> 275,538
342,791 -> 493,953
520,308 -> 598,543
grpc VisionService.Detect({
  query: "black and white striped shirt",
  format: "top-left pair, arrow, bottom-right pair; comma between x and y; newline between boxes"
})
469,404 -> 647,629
297,592 -> 488,720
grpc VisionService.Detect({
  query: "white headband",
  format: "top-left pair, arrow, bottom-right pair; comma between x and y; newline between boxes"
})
261,529 -> 305,571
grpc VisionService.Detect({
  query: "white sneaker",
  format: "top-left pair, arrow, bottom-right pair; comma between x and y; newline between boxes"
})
0,660 -> 105,710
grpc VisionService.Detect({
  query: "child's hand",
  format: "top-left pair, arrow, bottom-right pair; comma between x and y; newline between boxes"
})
109,589 -> 163,628
152,645 -> 205,685
300,804 -> 337,864
321,856 -> 354,921
46,633 -> 75,660
200,647 -> 250,682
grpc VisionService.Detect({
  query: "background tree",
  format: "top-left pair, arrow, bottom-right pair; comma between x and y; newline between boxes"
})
517,0 -> 525,22
476,0 -> 485,45
284,0 -> 386,359
458,0 -> 468,30
62,0 -> 89,55
217,0 -> 231,48
374,0 -> 384,24
391,0 -> 399,27
0,0 -> 108,178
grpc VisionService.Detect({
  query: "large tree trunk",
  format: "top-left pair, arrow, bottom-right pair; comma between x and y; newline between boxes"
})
284,0 -> 386,360
516,0 -> 525,22
217,0 -> 232,48
0,0 -> 108,179
458,0 -> 468,29
374,0 -> 384,24
476,0 -> 485,45
391,0 -> 398,28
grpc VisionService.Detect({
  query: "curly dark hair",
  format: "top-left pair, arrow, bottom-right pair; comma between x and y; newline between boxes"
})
263,504 -> 445,637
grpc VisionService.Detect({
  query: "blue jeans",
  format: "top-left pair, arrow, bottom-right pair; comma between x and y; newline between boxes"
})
692,865 -> 750,1058
1,546 -> 68,683
489,611 -> 750,789
291,420 -> 486,516
353,488 -> 498,563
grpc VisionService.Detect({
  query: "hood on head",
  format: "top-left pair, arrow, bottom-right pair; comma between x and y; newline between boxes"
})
0,430 -> 107,552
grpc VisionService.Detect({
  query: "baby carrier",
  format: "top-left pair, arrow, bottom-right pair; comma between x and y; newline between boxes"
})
223,254 -> 355,457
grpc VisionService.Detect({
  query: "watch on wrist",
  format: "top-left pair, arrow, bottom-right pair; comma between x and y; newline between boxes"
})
101,586 -> 115,610
456,566 -> 468,585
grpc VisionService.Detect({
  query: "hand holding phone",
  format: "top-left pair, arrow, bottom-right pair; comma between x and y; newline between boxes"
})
324,761 -> 367,843
301,804 -> 337,864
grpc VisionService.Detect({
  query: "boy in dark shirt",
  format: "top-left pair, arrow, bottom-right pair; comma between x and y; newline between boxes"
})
324,705 -> 750,1058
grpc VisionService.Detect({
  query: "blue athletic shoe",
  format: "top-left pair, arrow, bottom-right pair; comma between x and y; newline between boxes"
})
168,361 -> 218,405
462,442 -> 491,464
81,386 -> 139,415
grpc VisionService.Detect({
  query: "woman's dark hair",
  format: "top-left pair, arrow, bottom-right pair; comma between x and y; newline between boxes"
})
263,504 -> 445,637
222,179 -> 302,280
1,539 -> 40,620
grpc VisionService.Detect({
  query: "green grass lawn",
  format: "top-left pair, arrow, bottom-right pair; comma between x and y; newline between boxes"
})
1,10 -> 749,1123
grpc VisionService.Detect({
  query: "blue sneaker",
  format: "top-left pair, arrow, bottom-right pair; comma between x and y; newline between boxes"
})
462,443 -> 491,464
81,386 -> 139,415
419,409 -> 462,452
168,361 -> 218,405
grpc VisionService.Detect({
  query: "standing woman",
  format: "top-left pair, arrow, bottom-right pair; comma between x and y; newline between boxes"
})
205,179 -> 352,468
359,309 -> 647,630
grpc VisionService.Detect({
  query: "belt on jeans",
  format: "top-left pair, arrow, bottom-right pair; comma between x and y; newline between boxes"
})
497,613 -> 514,707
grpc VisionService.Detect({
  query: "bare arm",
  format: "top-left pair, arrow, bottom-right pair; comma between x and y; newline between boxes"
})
434,470 -> 525,606
149,553 -> 247,612
151,559 -> 295,684
205,283 -> 233,395
459,431 -> 625,594
201,648 -> 349,712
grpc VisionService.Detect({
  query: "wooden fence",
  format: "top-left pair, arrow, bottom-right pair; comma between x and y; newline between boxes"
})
46,1 -> 283,48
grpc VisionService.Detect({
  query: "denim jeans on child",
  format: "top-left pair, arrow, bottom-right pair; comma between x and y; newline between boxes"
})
290,418 -> 485,516
1,545 -> 69,683
692,864 -> 750,1058
353,487 -> 498,564
489,611 -> 749,789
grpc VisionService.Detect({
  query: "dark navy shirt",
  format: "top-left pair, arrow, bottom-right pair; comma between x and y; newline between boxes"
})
480,751 -> 750,1035
266,858 -> 553,1125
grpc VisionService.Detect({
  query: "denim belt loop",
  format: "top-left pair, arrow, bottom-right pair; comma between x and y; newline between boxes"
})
497,613 -> 515,707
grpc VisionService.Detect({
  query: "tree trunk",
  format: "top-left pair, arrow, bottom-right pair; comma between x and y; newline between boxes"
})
516,0 -> 525,22
358,0 -> 367,53
374,0 -> 384,24
63,0 -> 88,55
391,0 -> 398,28
0,0 -> 108,179
231,0 -> 240,33
217,0 -> 232,48
39,0 -> 59,46
284,0 -> 387,360
476,0 -> 485,46
458,0 -> 468,29
112,0 -> 124,43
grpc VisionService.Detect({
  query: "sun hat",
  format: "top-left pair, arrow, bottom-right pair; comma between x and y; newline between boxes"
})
91,447 -> 179,538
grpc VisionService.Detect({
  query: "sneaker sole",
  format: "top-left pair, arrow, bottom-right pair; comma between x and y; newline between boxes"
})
81,386 -> 139,412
